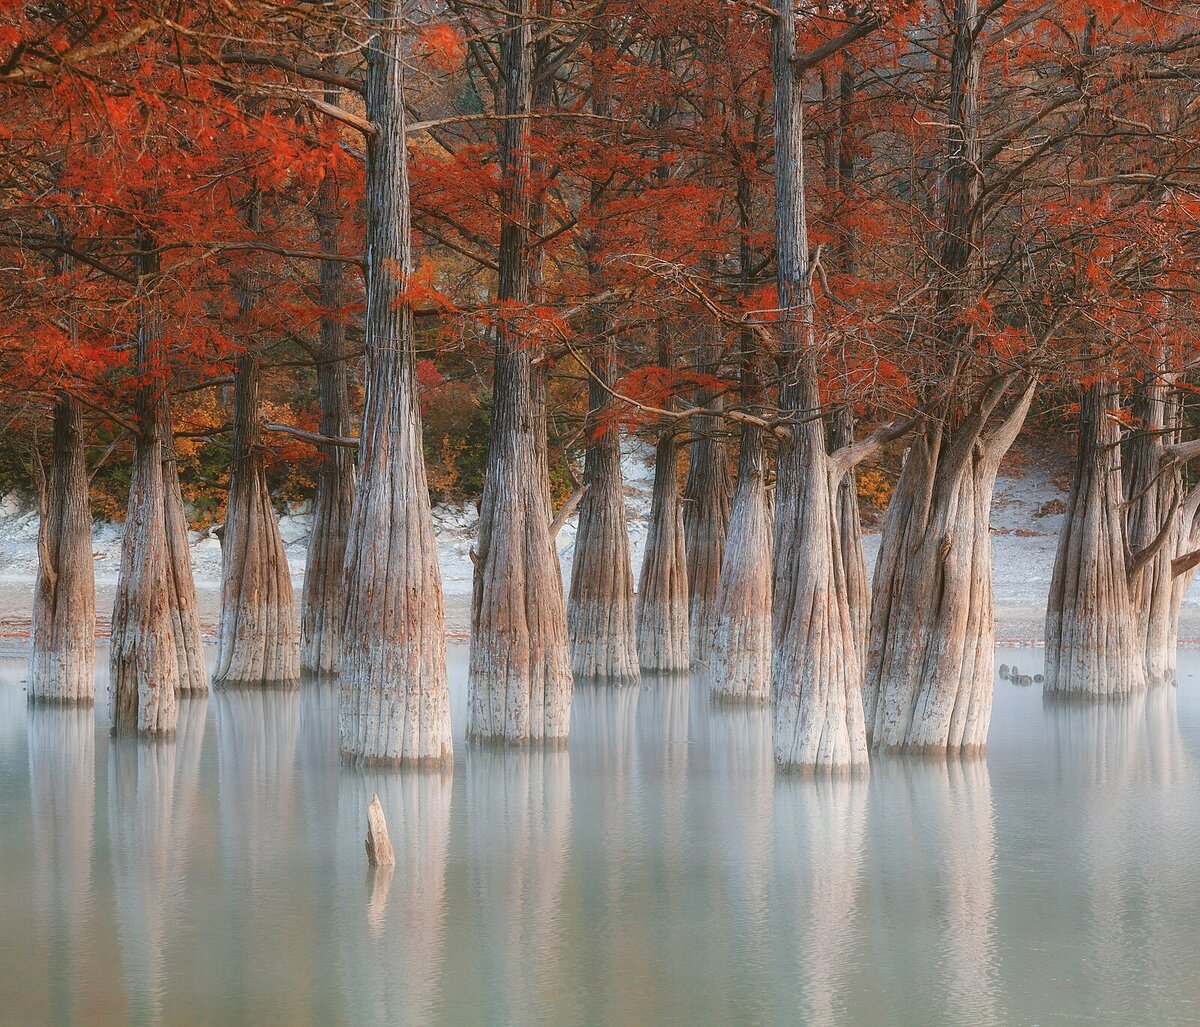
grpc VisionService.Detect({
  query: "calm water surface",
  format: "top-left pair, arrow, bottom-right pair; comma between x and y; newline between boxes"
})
2,644 -> 1200,1025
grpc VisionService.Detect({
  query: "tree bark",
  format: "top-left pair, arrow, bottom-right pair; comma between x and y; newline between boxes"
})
635,429 -> 690,672
30,393 -> 96,703
338,0 -> 451,765
468,0 -> 572,743
213,352 -> 301,688
567,323 -> 639,683
1125,370 -> 1195,685
768,0 -> 869,771
707,423 -> 772,702
1044,380 -> 1145,698
110,229 -> 178,735
683,332 -> 732,667
864,381 -> 1033,752
301,166 -> 356,676
161,403 -> 207,693
832,408 -> 870,669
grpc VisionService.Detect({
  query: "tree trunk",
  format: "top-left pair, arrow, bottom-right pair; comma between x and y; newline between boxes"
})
1044,380 -> 1144,697
683,335 -> 732,667
213,353 -> 301,688
468,0 -> 572,743
707,423 -> 772,702
635,430 -> 690,672
110,229 -> 178,735
864,380 -> 1034,752
338,0 -> 451,765
832,408 -> 870,669
301,155 -> 355,676
1125,371 -> 1194,685
30,393 -> 96,703
768,0 -> 868,771
567,325 -> 639,683
161,403 -> 207,693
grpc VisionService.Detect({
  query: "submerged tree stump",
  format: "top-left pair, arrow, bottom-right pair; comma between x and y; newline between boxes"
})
365,792 -> 396,866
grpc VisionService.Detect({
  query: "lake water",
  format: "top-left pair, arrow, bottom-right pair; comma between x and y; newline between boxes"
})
2,643 -> 1200,1025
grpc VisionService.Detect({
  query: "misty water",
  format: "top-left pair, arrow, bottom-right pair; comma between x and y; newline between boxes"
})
2,643 -> 1200,1025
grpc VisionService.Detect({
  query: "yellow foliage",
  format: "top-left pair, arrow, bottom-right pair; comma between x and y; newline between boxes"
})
856,467 -> 893,510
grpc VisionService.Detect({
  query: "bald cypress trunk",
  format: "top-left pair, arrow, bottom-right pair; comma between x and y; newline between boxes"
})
110,230 -> 178,735
862,0 -> 1033,754
161,404 -> 207,693
468,0 -> 572,742
635,430 -> 690,672
1043,381 -> 1144,698
213,353 -> 301,688
301,128 -> 356,677
864,383 -> 1032,752
1125,372 -> 1192,685
683,335 -> 732,667
708,424 -> 772,702
568,324 -> 639,683
768,0 -> 869,771
338,0 -> 450,764
833,408 -> 869,668
30,393 -> 95,703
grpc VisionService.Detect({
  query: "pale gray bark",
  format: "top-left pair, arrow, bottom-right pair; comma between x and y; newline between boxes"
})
110,231 -> 178,735
30,394 -> 96,703
338,0 -> 452,764
684,334 -> 732,667
864,381 -> 1033,752
708,424 -> 772,702
635,430 -> 690,672
568,326 -> 639,683
768,0 -> 869,770
161,404 -> 207,693
468,0 -> 572,742
213,353 -> 301,688
1044,381 -> 1145,698
301,171 -> 356,676
833,408 -> 869,668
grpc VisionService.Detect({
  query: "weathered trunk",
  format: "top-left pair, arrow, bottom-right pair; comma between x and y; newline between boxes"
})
1125,372 -> 1194,685
833,408 -> 870,668
213,353 -> 301,688
864,381 -> 1033,752
768,0 -> 868,771
707,423 -> 772,702
683,335 -> 732,667
301,164 -> 356,676
468,0 -> 572,742
30,393 -> 95,703
635,430 -> 690,672
110,230 -> 178,735
1044,381 -> 1144,698
338,0 -> 451,765
567,327 -> 639,683
161,404 -> 207,693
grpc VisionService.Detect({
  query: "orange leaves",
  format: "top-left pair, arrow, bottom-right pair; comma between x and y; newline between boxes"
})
418,24 -> 466,74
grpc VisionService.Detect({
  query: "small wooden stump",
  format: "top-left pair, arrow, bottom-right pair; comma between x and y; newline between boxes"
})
365,792 -> 396,866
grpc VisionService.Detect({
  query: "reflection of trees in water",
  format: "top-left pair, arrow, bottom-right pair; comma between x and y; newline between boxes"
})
1043,686 -> 1195,1021
465,744 -> 571,1023
214,687 -> 301,1019
107,735 -> 177,1025
772,775 -> 869,1025
336,766 -> 453,1023
27,704 -> 104,1022
706,697 -> 773,1022
853,758 -> 998,1025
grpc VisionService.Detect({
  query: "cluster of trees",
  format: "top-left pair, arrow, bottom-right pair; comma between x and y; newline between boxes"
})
4,0 -> 1200,770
